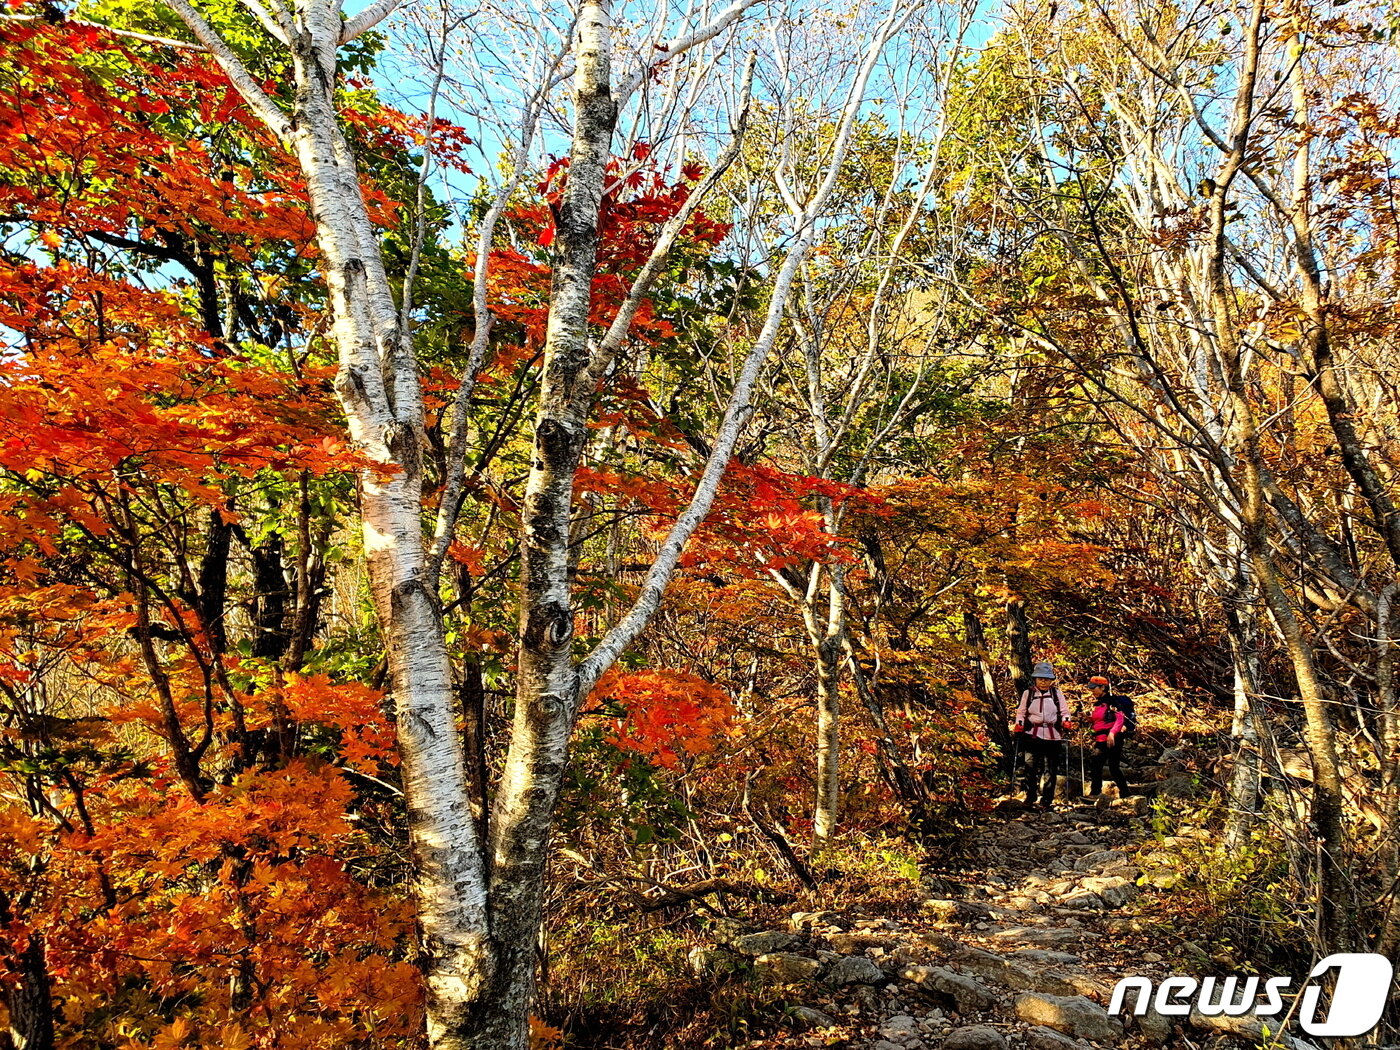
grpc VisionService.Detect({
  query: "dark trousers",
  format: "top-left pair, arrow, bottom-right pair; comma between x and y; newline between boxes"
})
1022,735 -> 1063,805
1090,737 -> 1129,795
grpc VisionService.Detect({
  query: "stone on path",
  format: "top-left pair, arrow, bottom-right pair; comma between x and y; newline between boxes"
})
1013,949 -> 1081,965
878,1014 -> 920,1040
789,1005 -> 836,1030
730,930 -> 798,955
991,925 -> 1093,946
755,952 -> 821,982
1023,1026 -> 1080,1050
898,964 -> 997,1011
1072,849 -> 1126,872
940,1025 -> 1006,1050
1014,992 -> 1124,1043
1079,875 -> 1136,907
1189,1007 -> 1323,1050
825,955 -> 886,986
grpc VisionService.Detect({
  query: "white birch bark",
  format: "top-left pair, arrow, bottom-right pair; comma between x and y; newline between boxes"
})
158,0 -> 904,1044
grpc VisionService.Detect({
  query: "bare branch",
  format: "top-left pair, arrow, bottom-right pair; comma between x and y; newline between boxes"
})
341,0 -> 408,43
160,0 -> 292,140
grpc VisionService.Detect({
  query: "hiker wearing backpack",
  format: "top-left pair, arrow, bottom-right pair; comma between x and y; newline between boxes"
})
1013,661 -> 1073,809
1087,674 -> 1133,797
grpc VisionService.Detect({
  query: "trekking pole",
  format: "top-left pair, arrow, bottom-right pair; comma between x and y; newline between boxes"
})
1078,723 -> 1087,797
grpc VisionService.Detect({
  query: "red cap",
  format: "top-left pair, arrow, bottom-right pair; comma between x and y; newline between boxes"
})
1089,675 -> 1110,685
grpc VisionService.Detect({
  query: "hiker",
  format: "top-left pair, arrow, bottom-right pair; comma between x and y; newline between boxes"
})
1087,674 -> 1133,797
1013,661 -> 1073,809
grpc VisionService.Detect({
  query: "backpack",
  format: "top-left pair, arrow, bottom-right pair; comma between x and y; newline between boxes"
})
1112,694 -> 1137,736
1023,687 -> 1067,733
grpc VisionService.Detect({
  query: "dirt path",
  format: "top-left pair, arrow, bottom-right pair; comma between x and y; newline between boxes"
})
696,788 -> 1324,1050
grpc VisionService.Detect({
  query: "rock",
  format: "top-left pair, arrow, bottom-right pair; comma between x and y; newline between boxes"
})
1079,875 -> 1136,907
754,952 -> 821,983
828,931 -> 895,954
921,898 -> 989,922
1131,1007 -> 1173,1045
897,965 -> 997,1011
825,955 -> 886,986
1188,1008 -> 1322,1050
1160,774 -> 1196,798
1023,1026 -> 1079,1049
706,916 -> 746,944
871,1041 -> 904,1050
1012,949 -> 1081,965
1073,849 -> 1126,871
1112,795 -> 1150,815
1060,972 -> 1114,999
941,1025 -> 1006,1050
1061,891 -> 1105,911
731,930 -> 798,955
950,947 -> 1034,989
1014,993 -> 1124,1043
879,1014 -> 920,1039
789,1005 -> 836,1030
1030,970 -> 1083,997
790,909 -> 847,931
990,926 -> 1092,946
687,946 -> 740,976
1100,864 -> 1142,881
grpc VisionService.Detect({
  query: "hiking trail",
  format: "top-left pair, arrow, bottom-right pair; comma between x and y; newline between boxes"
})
690,781 -> 1321,1050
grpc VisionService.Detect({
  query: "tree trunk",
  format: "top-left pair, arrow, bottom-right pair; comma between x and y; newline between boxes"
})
1224,567 -> 1262,848
0,890 -> 54,1050
1006,599 -> 1034,695
844,632 -> 924,805
811,582 -> 844,854
966,610 -> 1011,766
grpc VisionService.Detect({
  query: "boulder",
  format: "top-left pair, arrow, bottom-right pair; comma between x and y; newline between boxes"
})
929,967 -> 998,1011
878,1014 -> 920,1040
1023,1026 -> 1079,1049
941,1025 -> 1006,1050
1072,849 -> 1126,872
1012,949 -> 1081,965
789,1005 -> 836,1030
1079,875 -> 1136,908
827,931 -> 895,954
754,952 -> 821,983
1014,993 -> 1124,1043
1061,891 -> 1105,911
921,898 -> 990,922
789,909 -> 848,931
991,926 -> 1091,946
825,955 -> 886,986
1188,1008 -> 1322,1050
730,930 -> 799,955
897,965 -> 996,1011
1130,1007 -> 1173,1046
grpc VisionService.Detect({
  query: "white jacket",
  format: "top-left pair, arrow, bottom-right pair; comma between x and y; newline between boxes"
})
1016,687 -> 1071,741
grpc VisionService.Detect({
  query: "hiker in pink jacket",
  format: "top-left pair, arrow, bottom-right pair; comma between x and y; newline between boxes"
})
1087,675 -> 1131,796
1014,661 -> 1073,809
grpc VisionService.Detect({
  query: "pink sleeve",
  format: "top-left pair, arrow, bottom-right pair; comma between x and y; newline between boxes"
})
1110,708 -> 1126,734
1056,689 -> 1072,722
1015,691 -> 1028,722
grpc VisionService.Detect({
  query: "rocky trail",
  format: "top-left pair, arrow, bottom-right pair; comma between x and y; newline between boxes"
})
689,784 -> 1324,1050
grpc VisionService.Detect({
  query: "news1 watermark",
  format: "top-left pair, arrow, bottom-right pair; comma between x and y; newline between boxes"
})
1109,953 -> 1395,1038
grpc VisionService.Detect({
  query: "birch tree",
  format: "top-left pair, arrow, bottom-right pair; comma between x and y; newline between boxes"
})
139,0 -> 911,1044
977,0 -> 1400,952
